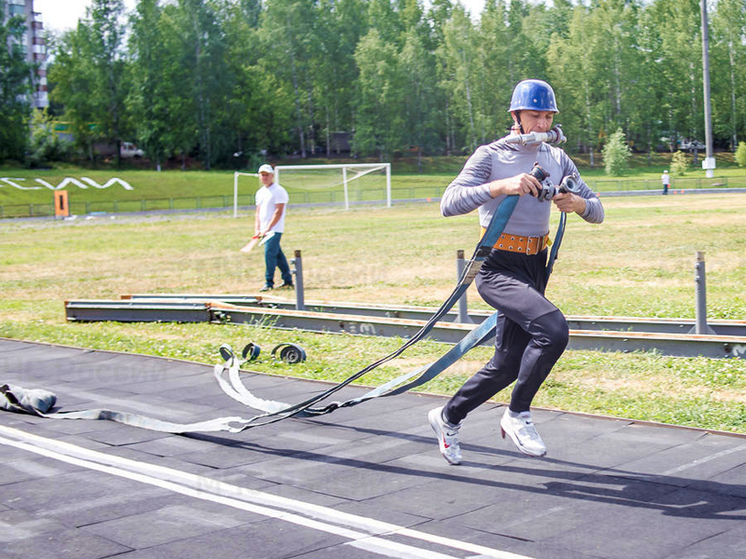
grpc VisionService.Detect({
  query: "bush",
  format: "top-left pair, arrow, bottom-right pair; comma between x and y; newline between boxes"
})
602,128 -> 630,176
25,109 -> 72,168
736,143 -> 746,168
670,151 -> 689,176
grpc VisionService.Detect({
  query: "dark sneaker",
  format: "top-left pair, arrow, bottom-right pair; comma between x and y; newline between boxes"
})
278,282 -> 294,289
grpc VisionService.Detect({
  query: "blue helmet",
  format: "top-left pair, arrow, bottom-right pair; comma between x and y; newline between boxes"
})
509,79 -> 559,113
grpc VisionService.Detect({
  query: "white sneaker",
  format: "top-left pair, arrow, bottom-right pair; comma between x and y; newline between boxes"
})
500,409 -> 547,457
428,406 -> 462,465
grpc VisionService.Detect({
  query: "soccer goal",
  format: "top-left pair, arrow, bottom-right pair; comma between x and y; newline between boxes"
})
233,172 -> 258,218
233,163 -> 391,217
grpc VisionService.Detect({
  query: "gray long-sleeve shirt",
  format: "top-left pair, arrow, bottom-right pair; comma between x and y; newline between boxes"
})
441,136 -> 604,237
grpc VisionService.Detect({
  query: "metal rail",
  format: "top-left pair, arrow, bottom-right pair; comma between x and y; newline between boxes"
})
65,299 -> 213,323
122,294 -> 746,337
66,296 -> 746,360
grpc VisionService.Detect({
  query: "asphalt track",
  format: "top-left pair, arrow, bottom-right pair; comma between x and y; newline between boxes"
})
1,338 -> 745,559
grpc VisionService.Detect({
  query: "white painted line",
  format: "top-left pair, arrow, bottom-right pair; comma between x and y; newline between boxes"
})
0,431 -> 451,559
0,425 -> 534,559
662,442 -> 746,476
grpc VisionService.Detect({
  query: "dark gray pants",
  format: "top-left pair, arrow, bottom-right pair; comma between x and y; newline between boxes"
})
443,248 -> 569,425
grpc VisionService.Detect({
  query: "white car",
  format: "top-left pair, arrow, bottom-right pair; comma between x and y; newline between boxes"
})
680,139 -> 705,150
121,142 -> 144,158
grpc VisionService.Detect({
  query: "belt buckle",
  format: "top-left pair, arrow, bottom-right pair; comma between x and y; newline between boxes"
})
526,235 -> 545,256
526,236 -> 537,256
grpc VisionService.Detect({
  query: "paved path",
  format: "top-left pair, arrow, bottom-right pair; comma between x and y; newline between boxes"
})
1,338 -> 745,559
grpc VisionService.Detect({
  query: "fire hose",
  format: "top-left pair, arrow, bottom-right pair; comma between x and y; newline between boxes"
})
3,159 -> 573,433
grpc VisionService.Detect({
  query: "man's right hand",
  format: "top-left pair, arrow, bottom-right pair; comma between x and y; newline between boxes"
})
488,173 -> 541,198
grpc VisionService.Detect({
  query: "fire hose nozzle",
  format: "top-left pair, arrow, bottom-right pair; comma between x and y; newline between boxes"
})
506,125 -> 567,146
528,163 -> 582,202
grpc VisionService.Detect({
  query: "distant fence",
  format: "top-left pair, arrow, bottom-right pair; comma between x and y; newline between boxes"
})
0,195 -> 236,219
585,174 -> 746,192
2,174 -> 746,218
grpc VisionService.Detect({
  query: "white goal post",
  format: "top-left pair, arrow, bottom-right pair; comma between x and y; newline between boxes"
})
233,172 -> 258,218
233,163 -> 391,217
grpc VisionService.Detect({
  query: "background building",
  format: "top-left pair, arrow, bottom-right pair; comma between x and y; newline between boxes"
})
3,0 -> 48,108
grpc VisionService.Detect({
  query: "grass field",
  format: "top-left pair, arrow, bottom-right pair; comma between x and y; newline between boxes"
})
1,192 -> 745,434
2,153 -> 746,217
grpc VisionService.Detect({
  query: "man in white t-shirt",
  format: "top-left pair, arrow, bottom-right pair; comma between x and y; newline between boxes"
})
661,170 -> 670,195
255,164 -> 293,291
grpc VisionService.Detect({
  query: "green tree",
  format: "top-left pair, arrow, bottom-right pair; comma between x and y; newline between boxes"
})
305,0 -> 366,157
548,4 -> 602,163
367,0 -> 403,48
326,0 -> 370,153
648,0 -> 704,156
580,1 -> 642,145
734,143 -> 746,168
549,1 -> 665,162
222,0 -> 294,162
353,29 -> 406,158
32,0 -> 746,165
670,150 -> 689,175
129,0 -> 171,169
399,21 -> 439,166
50,0 -> 131,164
175,0 -> 231,169
478,1 -> 516,144
398,29 -> 435,163
711,0 -> 746,151
0,0 -> 34,162
429,0 -> 455,154
441,5 -> 479,152
152,2 -> 198,168
48,24 -> 100,161
27,109 -> 72,167
89,0 -> 131,165
473,0 -> 553,147
503,0 -> 548,81
602,128 -> 630,176
633,4 -> 669,162
262,0 -> 320,158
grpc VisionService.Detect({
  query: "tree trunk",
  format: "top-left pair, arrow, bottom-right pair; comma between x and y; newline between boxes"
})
445,97 -> 452,156
462,50 -> 476,152
290,55 -> 305,158
728,40 -> 738,151
586,84 -> 594,168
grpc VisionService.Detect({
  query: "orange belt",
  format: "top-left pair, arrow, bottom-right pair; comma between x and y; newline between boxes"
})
480,228 -> 550,256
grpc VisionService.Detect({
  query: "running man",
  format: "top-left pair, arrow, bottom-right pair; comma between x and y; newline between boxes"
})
429,79 -> 605,464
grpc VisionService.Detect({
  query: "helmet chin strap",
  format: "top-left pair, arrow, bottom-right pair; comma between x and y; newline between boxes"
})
512,111 -> 525,134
